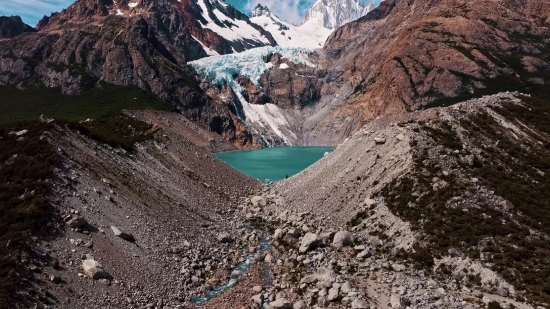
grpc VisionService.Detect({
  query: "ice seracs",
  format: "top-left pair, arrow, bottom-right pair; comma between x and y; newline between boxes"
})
189,46 -> 315,145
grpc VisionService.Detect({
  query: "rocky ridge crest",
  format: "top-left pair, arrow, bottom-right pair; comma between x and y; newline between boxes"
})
0,16 -> 37,38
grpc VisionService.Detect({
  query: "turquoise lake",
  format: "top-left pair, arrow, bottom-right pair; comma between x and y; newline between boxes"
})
215,146 -> 334,182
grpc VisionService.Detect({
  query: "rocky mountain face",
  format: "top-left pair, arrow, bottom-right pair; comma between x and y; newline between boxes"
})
5,110 -> 263,308
301,0 -> 376,29
305,0 -> 550,144
199,0 -> 550,146
0,0 -> 281,148
254,92 -> 550,308
0,16 -> 37,38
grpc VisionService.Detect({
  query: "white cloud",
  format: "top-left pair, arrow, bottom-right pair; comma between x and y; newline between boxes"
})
245,0 -> 316,25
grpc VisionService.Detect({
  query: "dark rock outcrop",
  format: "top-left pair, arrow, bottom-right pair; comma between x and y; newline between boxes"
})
0,16 -> 37,38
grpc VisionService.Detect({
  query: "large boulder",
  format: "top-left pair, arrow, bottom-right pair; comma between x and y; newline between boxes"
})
496,287 -> 509,297
251,196 -> 267,207
500,200 -> 515,212
341,281 -> 352,294
251,293 -> 264,306
66,216 -> 87,228
332,231 -> 354,247
273,228 -> 285,240
391,264 -> 406,272
269,298 -> 291,309
357,250 -> 372,259
82,259 -> 109,279
300,268 -> 335,284
351,298 -> 369,309
299,233 -> 320,253
111,226 -> 134,242
390,295 -> 409,309
217,232 -> 234,243
327,286 -> 340,301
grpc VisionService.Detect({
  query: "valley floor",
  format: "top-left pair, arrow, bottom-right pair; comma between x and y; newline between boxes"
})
5,92 -> 550,309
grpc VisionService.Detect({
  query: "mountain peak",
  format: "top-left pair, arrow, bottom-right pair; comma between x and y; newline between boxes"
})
0,15 -> 37,38
301,0 -> 375,29
249,4 -> 271,18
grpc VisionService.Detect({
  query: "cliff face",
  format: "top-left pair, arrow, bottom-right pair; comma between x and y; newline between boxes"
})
0,16 -> 37,38
0,0 -> 277,149
301,0 -> 550,144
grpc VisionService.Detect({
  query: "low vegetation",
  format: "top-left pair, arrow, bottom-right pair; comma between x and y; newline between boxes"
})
0,82 -> 171,150
0,82 -> 174,307
0,82 -> 171,127
0,122 -> 57,309
384,97 -> 550,305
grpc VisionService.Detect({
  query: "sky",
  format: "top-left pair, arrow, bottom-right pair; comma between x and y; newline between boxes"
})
0,0 -> 382,27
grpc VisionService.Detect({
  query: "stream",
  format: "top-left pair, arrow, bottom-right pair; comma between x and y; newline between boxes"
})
188,227 -> 271,306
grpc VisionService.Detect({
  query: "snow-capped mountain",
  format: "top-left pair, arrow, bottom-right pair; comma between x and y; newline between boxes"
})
248,4 -> 332,48
36,0 -> 277,56
302,0 -> 376,30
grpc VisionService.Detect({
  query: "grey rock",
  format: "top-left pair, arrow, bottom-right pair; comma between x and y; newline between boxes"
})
251,293 -> 264,306
392,263 -> 406,272
357,250 -> 372,259
448,248 -> 462,257
341,281 -> 352,294
66,216 -> 87,228
332,230 -> 354,247
252,285 -> 263,292
251,196 -> 267,207
82,259 -> 109,279
273,228 -> 284,240
217,232 -> 234,243
500,200 -> 515,212
49,275 -> 60,283
327,287 -> 339,301
111,226 -> 134,241
270,298 -> 291,309
364,198 -> 378,208
293,300 -> 305,309
264,253 -> 274,263
351,298 -> 369,309
300,268 -> 335,284
496,286 -> 509,297
299,233 -> 320,253
287,228 -> 300,238
390,295 -> 409,309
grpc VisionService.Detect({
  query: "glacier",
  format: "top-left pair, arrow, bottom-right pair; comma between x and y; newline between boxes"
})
188,46 -> 316,146
188,46 -> 315,86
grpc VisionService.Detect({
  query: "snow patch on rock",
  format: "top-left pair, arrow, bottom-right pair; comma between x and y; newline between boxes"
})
189,46 -> 314,146
197,0 -> 271,45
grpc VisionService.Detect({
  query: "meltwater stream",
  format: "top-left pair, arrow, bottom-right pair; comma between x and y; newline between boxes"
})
188,147 -> 333,305
189,227 -> 271,306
